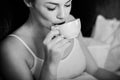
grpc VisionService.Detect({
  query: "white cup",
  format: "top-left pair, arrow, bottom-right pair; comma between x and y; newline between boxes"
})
52,19 -> 81,39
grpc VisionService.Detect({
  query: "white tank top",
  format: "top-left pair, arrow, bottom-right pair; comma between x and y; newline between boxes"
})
9,34 -> 87,79
9,34 -> 43,80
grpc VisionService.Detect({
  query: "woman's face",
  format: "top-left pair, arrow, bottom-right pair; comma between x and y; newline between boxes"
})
30,0 -> 72,29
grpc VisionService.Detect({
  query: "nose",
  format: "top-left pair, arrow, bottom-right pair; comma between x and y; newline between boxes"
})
57,8 -> 65,20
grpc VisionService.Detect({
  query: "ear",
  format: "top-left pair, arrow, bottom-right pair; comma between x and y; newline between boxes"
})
24,0 -> 32,7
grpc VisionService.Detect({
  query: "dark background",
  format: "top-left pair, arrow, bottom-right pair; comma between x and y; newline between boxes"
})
0,0 -> 102,41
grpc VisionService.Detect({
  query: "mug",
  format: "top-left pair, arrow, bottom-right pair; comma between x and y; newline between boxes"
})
51,19 -> 81,39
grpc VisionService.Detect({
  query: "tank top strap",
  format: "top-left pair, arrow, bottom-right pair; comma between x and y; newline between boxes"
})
9,34 -> 37,58
9,34 -> 44,79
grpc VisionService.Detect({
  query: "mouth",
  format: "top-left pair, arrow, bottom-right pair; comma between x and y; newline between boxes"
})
50,21 -> 66,30
53,21 -> 66,26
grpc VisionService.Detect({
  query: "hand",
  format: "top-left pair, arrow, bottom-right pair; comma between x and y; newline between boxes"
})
43,29 -> 71,65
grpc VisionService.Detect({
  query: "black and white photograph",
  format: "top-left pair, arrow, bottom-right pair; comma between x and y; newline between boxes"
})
0,0 -> 120,80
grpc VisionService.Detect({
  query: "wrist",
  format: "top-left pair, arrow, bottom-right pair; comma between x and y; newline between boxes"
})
43,61 -> 59,76
40,62 -> 58,80
49,63 -> 58,76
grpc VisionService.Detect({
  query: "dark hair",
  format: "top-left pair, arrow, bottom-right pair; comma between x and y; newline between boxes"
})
25,0 -> 35,3
0,0 -> 29,41
0,0 -> 13,41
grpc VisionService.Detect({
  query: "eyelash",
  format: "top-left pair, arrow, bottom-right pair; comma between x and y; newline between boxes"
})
47,4 -> 71,11
47,7 -> 56,11
65,4 -> 71,7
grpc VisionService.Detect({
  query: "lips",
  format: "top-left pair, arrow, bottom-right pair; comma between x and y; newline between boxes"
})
51,21 -> 66,30
53,21 -> 66,26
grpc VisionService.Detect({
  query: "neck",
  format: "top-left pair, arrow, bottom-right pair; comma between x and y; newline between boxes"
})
24,14 -> 50,40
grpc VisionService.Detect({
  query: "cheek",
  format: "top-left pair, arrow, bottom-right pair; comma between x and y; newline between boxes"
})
38,7 -> 56,21
41,11 -> 58,23
41,12 -> 57,25
47,13 -> 57,20
67,7 -> 72,14
36,8 -> 53,22
64,8 -> 72,19
45,8 -> 71,21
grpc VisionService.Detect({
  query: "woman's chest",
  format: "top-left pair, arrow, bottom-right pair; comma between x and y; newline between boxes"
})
32,38 -> 86,79
57,39 -> 86,79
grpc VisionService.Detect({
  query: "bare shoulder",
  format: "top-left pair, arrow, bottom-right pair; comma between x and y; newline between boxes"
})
0,36 -> 30,71
0,36 -> 28,59
0,36 -> 29,69
0,36 -> 33,80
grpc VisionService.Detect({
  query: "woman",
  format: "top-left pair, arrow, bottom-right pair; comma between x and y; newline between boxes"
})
0,0 -> 88,80
0,0 -> 120,80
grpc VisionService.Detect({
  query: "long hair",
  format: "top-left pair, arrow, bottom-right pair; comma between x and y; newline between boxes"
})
0,0 -> 29,41
0,0 -> 12,41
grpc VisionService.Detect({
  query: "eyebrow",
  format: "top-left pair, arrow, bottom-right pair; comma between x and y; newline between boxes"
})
66,0 -> 72,4
45,0 -> 72,5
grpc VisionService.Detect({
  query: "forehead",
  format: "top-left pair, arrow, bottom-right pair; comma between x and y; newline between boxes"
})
36,0 -> 71,4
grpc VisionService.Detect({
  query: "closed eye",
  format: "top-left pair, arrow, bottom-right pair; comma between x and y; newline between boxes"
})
65,0 -> 72,7
47,7 -> 56,11
65,4 -> 71,7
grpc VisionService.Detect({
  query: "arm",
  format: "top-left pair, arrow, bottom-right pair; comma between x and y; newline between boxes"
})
93,44 -> 120,80
0,39 -> 34,80
93,68 -> 120,80
0,36 -> 63,80
77,34 -> 120,80
40,30 -> 71,80
39,61 -> 58,80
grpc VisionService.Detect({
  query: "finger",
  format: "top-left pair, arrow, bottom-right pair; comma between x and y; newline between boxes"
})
52,39 -> 71,54
50,35 -> 64,46
61,40 -> 71,48
60,41 -> 71,52
43,30 -> 59,44
55,39 -> 70,48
